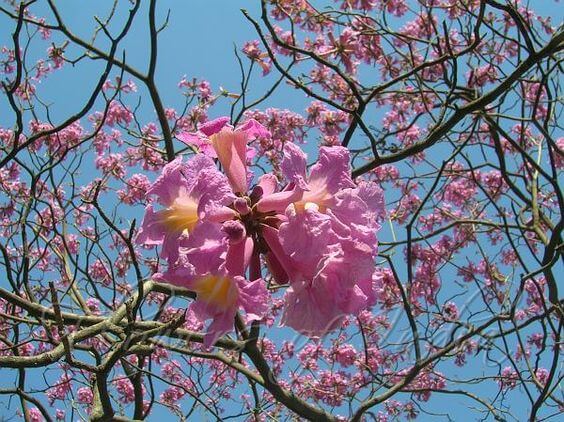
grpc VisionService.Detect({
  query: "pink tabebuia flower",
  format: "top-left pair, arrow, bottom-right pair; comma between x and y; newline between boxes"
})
136,155 -> 234,263
277,142 -> 383,252
139,115 -> 384,344
155,222 -> 268,347
177,117 -> 270,193
263,143 -> 384,334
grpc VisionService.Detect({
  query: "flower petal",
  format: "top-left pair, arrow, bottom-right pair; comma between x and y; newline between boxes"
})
256,188 -> 303,213
309,146 -> 355,194
237,276 -> 268,321
146,157 -> 187,205
225,236 -> 254,276
211,129 -> 249,193
136,204 -> 164,245
199,116 -> 231,136
281,279 -> 344,336
237,118 -> 271,139
281,143 -> 308,189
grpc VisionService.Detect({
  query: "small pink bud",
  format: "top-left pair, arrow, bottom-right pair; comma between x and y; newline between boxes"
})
234,197 -> 251,215
222,220 -> 246,243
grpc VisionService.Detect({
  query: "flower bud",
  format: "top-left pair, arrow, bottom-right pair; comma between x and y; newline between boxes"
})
222,220 -> 246,244
234,197 -> 251,215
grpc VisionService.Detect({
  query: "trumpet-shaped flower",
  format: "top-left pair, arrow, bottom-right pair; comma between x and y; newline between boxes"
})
178,117 -> 270,193
155,222 -> 268,347
136,155 -> 234,263
139,115 -> 384,344
278,142 -> 384,255
262,209 -> 377,335
258,143 -> 384,334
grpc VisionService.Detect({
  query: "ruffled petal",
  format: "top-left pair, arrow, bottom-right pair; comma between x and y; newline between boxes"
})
180,221 -> 227,274
237,277 -> 268,321
202,310 -> 236,348
278,206 -> 336,274
136,204 -> 164,245
176,131 -> 201,146
281,142 -> 308,189
177,132 -> 217,157
192,170 -> 236,215
281,279 -> 344,336
154,262 -> 195,289
357,180 -> 386,223
332,189 -> 379,250
237,118 -> 271,139
146,157 -> 187,205
190,300 -> 236,348
199,116 -> 231,136
309,146 -> 355,194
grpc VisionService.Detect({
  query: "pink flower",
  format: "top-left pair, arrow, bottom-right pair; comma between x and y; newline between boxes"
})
157,223 -> 268,347
140,116 -> 384,343
442,301 -> 459,321
467,64 -> 498,88
535,368 -> 549,386
242,40 -> 272,75
28,408 -> 43,422
136,155 -> 234,263
265,221 -> 377,335
47,45 -> 65,69
255,144 -> 383,335
177,117 -> 270,193
117,173 -> 152,205
498,366 -> 519,390
113,377 -> 141,403
275,142 -> 383,250
332,343 -> 358,367
95,153 -> 126,178
46,373 -> 72,404
77,387 -> 93,404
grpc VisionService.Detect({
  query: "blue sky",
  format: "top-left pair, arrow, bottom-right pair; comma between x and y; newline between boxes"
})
0,0 -> 308,125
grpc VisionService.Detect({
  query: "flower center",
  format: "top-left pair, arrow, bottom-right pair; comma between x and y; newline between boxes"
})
192,274 -> 238,310
294,180 -> 331,213
159,197 -> 199,234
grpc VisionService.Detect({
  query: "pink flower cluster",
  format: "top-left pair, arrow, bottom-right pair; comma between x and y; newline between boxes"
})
137,117 -> 384,346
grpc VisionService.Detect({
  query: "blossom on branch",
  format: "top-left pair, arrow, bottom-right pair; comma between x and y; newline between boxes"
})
137,117 -> 384,345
